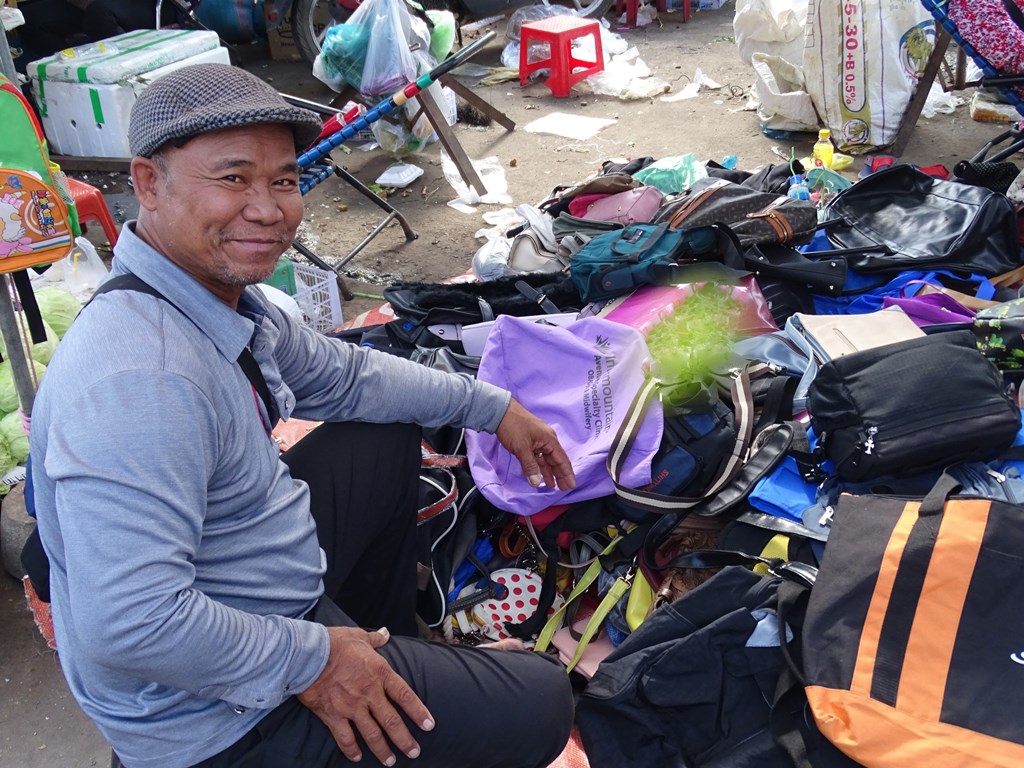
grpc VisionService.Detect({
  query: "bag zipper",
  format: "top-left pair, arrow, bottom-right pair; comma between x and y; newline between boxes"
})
987,468 -> 1020,504
844,401 -> 1013,460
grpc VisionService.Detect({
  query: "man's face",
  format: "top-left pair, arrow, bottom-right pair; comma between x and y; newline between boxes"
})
133,123 -> 303,304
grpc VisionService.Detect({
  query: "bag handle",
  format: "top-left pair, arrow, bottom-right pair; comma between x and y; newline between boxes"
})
609,363 -> 763,516
920,470 -> 964,516
658,548 -> 817,589
534,537 -> 628,673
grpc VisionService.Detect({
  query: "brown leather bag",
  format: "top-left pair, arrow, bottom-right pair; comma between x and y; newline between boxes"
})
650,514 -> 726,607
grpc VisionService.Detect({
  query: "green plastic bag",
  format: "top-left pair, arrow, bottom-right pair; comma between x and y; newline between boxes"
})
633,154 -> 709,195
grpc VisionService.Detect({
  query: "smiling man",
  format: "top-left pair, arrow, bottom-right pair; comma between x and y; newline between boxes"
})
29,64 -> 575,768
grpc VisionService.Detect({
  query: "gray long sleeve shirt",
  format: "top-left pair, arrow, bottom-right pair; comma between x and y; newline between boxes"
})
29,224 -> 511,768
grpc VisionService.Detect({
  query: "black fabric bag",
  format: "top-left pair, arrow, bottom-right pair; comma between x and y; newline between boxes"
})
706,160 -> 805,195
381,274 -> 582,352
808,330 -> 1021,482
822,164 -> 1022,276
654,178 -> 819,247
790,470 -> 1024,767
577,562 -> 846,768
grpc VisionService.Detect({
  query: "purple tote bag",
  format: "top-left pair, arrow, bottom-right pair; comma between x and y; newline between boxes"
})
881,289 -> 976,327
466,315 -> 664,517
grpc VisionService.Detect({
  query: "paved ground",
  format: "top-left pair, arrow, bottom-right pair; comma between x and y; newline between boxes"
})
0,3 -> 1014,766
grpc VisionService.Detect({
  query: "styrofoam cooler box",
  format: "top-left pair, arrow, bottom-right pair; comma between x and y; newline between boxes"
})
29,29 -> 230,158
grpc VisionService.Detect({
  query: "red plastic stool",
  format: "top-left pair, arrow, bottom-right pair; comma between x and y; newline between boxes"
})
66,177 -> 120,247
519,16 -> 604,98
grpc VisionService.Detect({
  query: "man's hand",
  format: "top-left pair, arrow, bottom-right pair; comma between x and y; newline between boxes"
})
495,398 -> 576,491
297,626 -> 434,766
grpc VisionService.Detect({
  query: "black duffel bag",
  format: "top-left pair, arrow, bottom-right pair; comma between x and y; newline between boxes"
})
808,330 -> 1021,482
822,164 -> 1021,276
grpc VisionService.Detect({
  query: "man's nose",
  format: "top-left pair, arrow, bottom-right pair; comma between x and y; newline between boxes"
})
242,184 -> 285,224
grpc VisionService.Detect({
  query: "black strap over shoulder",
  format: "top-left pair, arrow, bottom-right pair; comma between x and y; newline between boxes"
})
91,275 -> 277,424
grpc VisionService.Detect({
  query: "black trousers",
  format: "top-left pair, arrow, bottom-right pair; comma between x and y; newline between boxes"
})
194,422 -> 574,768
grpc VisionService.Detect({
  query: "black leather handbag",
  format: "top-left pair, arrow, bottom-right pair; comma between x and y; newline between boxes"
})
822,164 -> 1021,276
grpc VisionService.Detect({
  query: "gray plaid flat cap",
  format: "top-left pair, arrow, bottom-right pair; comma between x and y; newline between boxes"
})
128,63 -> 322,157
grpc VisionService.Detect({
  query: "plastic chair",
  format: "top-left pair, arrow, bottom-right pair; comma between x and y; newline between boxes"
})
519,16 -> 604,98
66,177 -> 119,247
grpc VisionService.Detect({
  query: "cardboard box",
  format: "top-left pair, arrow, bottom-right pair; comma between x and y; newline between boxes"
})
267,19 -> 302,62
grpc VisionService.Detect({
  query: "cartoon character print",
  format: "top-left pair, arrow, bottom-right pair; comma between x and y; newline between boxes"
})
0,192 -> 31,258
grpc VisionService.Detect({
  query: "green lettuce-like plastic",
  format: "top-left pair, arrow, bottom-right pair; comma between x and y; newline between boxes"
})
0,432 -> 15,496
646,285 -> 742,412
0,410 -> 28,463
0,359 -> 46,414
34,286 -> 82,339
0,319 -> 59,366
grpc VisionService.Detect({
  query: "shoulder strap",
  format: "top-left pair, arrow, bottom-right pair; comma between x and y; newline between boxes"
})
609,363 -> 764,516
91,275 -> 277,424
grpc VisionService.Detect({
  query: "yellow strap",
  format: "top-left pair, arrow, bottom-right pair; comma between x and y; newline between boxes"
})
625,572 -> 655,632
534,538 -> 620,653
566,574 -> 632,673
753,534 -> 791,575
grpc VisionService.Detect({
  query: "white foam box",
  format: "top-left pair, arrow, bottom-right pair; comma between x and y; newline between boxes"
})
29,29 -> 230,158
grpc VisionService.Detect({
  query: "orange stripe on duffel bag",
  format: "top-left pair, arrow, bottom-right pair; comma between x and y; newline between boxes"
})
806,686 -> 1024,768
850,501 -> 920,696
896,499 -> 991,721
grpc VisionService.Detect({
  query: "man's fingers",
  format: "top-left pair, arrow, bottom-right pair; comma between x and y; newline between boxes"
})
327,719 -> 362,763
384,671 -> 435,732
534,444 -> 576,490
520,452 -> 544,487
352,709 -> 401,767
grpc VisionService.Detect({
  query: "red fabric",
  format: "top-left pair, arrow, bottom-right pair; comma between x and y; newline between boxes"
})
23,576 -> 56,651
948,0 -> 1024,99
546,725 -> 591,768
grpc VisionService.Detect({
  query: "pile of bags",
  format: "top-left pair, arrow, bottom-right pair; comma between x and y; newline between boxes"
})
339,153 -> 1024,767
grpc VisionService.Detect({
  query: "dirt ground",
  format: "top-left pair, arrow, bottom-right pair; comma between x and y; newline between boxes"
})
0,3 -> 1014,766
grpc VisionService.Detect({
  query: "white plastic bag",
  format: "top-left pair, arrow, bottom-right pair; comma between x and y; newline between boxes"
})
34,237 -> 109,303
733,0 -> 807,67
359,0 -> 418,95
441,151 -> 513,213
751,52 -> 820,132
803,0 -> 932,152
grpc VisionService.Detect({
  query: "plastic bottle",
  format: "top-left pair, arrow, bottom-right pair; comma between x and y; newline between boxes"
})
787,174 -> 810,201
813,129 -> 834,169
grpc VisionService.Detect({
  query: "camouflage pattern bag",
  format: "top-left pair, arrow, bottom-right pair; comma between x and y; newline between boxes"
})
975,298 -> 1024,369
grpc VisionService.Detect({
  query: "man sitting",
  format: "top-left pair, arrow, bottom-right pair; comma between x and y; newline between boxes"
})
30,62 -> 576,768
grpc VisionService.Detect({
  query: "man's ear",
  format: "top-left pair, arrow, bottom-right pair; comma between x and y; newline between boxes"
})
130,156 -> 162,212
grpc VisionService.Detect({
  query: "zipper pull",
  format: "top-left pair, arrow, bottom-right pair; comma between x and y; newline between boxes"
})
818,505 -> 835,527
987,468 -> 1007,484
862,426 -> 878,455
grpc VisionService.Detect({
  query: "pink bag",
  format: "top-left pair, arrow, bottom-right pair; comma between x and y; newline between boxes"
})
465,315 -> 663,517
581,186 -> 664,226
